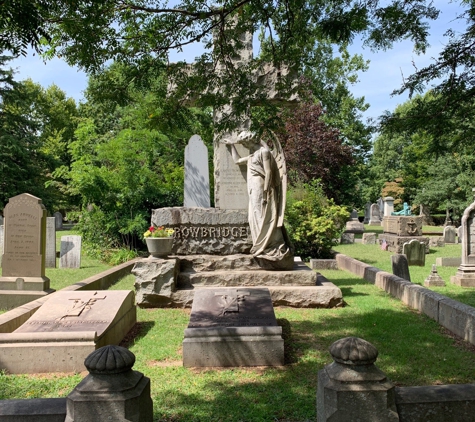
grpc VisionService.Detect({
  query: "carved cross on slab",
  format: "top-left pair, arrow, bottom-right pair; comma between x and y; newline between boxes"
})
214,290 -> 250,315
57,292 -> 107,320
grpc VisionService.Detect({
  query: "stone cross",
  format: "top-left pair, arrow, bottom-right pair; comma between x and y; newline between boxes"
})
59,293 -> 107,319
186,19 -> 298,209
214,289 -> 250,314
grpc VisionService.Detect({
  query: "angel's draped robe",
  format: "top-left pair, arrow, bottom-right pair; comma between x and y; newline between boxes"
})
247,146 -> 292,266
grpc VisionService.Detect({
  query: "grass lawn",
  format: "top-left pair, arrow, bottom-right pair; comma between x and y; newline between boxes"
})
1,224 -> 475,420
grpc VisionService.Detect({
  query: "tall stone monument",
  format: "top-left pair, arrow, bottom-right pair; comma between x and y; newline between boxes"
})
451,189 -> 475,286
184,134 -> 210,208
0,193 -> 53,308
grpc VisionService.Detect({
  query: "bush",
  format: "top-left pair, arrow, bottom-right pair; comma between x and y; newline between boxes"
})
285,181 -> 349,260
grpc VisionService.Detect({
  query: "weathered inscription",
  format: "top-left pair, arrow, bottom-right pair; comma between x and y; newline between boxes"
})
174,226 -> 250,239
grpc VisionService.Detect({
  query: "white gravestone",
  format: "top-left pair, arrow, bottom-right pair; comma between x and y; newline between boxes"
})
383,197 -> 395,217
443,226 -> 456,244
45,217 -> 56,268
60,235 -> 82,268
184,135 -> 210,208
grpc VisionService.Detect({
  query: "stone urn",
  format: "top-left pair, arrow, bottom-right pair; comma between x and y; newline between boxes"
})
145,237 -> 174,258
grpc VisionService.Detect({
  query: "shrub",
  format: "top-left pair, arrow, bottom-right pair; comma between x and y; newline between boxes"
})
285,181 -> 349,260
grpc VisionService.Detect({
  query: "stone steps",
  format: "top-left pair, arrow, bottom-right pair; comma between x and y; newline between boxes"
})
176,254 -> 261,272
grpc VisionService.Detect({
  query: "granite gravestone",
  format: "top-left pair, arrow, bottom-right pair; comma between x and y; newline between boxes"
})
363,202 -> 371,224
45,217 -> 56,268
184,134 -> 210,208
0,290 -> 136,374
0,193 -> 50,290
60,235 -> 82,268
443,226 -> 456,244
368,203 -> 382,226
183,287 -> 284,367
391,254 -> 411,281
402,239 -> 426,266
54,212 -> 63,230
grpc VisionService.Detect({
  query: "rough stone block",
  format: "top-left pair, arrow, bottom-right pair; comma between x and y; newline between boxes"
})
435,257 -> 461,267
341,233 -> 354,244
309,259 -> 338,270
0,398 -> 67,422
362,232 -> 377,244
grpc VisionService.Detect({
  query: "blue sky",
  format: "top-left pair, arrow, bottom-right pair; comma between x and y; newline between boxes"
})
9,1 -> 464,123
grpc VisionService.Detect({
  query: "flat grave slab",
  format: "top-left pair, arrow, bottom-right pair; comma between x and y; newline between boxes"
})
183,287 -> 284,367
0,290 -> 136,374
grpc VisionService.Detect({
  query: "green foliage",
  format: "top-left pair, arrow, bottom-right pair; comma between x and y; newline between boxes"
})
58,60 -> 213,258
285,182 -> 349,259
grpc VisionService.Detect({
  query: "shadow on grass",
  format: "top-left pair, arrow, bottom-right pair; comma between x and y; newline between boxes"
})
120,321 -> 155,348
149,306 -> 475,421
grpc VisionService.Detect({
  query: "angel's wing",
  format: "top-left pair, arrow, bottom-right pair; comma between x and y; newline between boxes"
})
264,130 -> 287,228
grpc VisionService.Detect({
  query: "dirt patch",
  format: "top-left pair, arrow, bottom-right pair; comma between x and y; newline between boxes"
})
147,359 -> 182,367
440,326 -> 475,353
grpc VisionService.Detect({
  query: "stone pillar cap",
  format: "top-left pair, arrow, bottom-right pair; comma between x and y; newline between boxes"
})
330,337 -> 378,365
85,345 -> 135,375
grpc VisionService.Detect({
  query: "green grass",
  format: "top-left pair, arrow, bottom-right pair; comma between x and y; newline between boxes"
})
2,225 -> 475,420
3,269 -> 475,421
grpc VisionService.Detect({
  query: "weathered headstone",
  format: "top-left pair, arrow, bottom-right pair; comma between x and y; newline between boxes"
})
54,211 -> 63,230
444,225 -> 457,244
345,209 -> 364,233
458,225 -> 463,244
45,217 -> 56,268
368,203 -> 382,226
429,236 -> 445,247
0,193 -> 50,289
350,209 -> 359,221
402,239 -> 426,266
0,290 -> 136,374
363,202 -> 371,224
391,254 -> 411,281
377,197 -> 384,214
362,232 -> 376,245
341,233 -> 355,244
184,134 -> 210,208
383,196 -> 395,217
424,264 -> 445,287
60,235 -> 82,268
183,287 -> 284,367
0,215 -> 3,225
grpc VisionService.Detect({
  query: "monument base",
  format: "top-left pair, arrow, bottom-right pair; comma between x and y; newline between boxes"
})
0,289 -> 55,310
182,288 -> 284,367
133,255 -> 343,309
0,276 -> 50,291
378,234 -> 429,254
451,265 -> 475,287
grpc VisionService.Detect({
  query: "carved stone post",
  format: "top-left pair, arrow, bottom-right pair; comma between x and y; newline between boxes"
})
65,345 -> 153,422
317,337 -> 399,421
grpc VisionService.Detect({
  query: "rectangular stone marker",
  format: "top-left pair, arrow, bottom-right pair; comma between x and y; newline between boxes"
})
183,287 -> 284,367
60,235 -> 81,268
45,217 -> 56,268
184,134 -> 210,208
368,203 -> 381,226
0,193 -> 50,289
0,290 -> 136,374
54,211 -> 63,230
444,226 -> 457,244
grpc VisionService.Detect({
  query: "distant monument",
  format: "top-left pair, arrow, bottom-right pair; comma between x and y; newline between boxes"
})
0,193 -> 53,308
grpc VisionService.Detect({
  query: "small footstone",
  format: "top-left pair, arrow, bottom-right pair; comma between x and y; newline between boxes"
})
424,265 -> 445,287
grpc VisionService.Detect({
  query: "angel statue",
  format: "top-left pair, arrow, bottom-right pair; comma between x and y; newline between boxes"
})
222,130 -> 294,270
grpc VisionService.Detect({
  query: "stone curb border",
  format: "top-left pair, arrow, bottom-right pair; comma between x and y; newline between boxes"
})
335,253 -> 475,346
0,259 -> 140,334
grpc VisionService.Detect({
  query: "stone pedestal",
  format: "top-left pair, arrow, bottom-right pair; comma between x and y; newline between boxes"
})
317,337 -> 399,422
133,255 -> 343,308
451,265 -> 475,287
183,288 -> 284,367
65,345 -> 153,422
424,265 -> 445,287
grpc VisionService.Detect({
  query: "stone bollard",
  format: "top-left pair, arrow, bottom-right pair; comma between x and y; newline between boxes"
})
65,345 -> 153,422
317,337 -> 399,421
